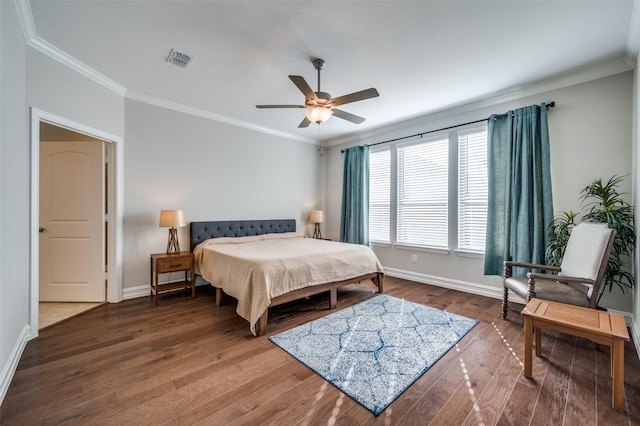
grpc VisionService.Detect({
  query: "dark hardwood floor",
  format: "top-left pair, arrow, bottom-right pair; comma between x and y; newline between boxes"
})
1,277 -> 639,425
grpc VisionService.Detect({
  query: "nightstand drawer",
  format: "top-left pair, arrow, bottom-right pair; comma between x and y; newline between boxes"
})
157,257 -> 191,272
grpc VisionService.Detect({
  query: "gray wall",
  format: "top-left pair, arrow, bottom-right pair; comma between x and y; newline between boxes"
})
0,5 -> 127,401
0,1 -> 29,395
324,71 -> 634,313
27,50 -> 125,138
122,99 -> 323,290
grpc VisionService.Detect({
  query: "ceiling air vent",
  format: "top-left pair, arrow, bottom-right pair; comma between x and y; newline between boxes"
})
166,49 -> 193,68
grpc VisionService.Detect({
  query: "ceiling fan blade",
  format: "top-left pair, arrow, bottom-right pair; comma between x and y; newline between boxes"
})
256,105 -> 305,109
289,75 -> 318,101
332,108 -> 366,124
298,117 -> 312,128
329,88 -> 379,107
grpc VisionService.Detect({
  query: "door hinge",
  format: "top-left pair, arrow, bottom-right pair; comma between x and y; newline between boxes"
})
104,155 -> 110,165
104,214 -> 109,222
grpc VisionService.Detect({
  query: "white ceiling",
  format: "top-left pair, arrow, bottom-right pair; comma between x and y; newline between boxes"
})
27,0 -> 638,143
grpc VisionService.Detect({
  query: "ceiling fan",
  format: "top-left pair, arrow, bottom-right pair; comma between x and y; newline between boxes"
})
256,58 -> 379,128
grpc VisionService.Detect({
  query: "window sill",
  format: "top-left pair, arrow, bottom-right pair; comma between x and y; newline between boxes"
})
394,243 -> 449,255
370,241 -> 392,248
455,249 -> 484,259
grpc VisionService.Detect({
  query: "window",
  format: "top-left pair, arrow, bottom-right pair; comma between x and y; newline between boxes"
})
397,138 -> 448,248
458,128 -> 488,252
367,126 -> 488,253
369,148 -> 390,242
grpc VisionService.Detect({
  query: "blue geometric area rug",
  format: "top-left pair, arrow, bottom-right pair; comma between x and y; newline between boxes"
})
269,294 -> 478,415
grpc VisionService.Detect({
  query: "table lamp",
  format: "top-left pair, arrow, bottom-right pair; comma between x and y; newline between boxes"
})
310,210 -> 325,239
159,209 -> 186,254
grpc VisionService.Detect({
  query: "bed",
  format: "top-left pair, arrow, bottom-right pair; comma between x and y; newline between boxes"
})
190,219 -> 384,336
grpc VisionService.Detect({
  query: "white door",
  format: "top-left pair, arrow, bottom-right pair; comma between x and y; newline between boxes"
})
39,141 -> 105,302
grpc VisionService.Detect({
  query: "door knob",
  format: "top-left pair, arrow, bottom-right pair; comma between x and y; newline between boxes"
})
39,227 -> 47,233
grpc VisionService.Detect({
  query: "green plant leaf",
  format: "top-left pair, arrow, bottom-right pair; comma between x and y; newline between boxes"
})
548,175 -> 635,299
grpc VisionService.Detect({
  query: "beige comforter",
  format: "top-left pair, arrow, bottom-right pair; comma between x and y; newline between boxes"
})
193,232 -> 383,335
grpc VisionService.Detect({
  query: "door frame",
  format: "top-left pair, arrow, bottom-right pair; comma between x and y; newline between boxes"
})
29,108 -> 124,338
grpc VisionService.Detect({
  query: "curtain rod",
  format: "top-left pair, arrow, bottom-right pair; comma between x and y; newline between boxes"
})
341,101 -> 555,153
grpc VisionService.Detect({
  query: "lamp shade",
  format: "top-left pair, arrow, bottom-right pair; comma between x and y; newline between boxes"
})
310,210 -> 325,224
305,107 -> 333,124
159,210 -> 186,228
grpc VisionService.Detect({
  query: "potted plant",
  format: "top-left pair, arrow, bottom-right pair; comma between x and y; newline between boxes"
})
546,175 -> 635,302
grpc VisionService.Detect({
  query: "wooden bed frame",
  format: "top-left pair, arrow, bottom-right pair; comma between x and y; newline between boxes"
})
190,219 -> 384,335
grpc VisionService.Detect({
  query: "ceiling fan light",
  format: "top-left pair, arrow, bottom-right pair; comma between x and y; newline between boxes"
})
305,106 -> 333,124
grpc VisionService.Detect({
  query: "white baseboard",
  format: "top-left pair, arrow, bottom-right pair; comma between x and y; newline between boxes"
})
384,266 -> 637,357
1,325 -> 31,404
122,278 -> 209,301
631,315 -> 640,358
383,267 -> 528,304
126,269 -> 638,356
122,285 -> 149,300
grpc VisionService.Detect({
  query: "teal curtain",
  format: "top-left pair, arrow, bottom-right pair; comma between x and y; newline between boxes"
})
340,146 -> 370,245
484,103 -> 553,276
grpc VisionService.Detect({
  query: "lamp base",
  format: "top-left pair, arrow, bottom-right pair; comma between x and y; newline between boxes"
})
166,227 -> 181,254
312,223 -> 322,239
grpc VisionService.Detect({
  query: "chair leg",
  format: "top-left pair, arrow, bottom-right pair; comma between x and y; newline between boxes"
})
527,276 -> 537,300
502,263 -> 511,320
502,287 -> 509,319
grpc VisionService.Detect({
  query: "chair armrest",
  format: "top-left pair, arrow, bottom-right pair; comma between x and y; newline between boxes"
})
504,261 -> 561,272
527,273 -> 595,285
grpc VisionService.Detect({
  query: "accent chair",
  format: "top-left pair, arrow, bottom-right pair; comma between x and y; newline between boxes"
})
502,222 -> 615,319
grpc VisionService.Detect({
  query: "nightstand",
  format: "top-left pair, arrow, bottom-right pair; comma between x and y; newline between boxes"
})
150,252 -> 195,305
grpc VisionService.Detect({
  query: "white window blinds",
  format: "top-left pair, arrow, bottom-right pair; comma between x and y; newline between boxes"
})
458,127 -> 488,252
369,148 -> 390,242
397,138 -> 448,248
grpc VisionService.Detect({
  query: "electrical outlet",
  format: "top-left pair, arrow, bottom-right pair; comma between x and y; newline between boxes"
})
412,254 -> 418,263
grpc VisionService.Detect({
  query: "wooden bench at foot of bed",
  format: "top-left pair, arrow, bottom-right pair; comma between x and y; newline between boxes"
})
214,272 -> 384,336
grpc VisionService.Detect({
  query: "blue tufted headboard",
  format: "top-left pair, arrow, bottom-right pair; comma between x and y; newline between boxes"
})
190,219 -> 296,252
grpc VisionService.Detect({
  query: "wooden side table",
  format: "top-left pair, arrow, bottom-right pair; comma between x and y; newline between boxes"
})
150,252 -> 195,305
521,298 -> 630,411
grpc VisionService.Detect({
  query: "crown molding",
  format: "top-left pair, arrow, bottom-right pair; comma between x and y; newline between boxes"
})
125,91 -> 317,145
324,58 -> 633,148
13,0 -> 36,40
14,0 -> 316,144
627,0 -> 640,66
13,0 -> 635,148
14,0 -> 127,96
